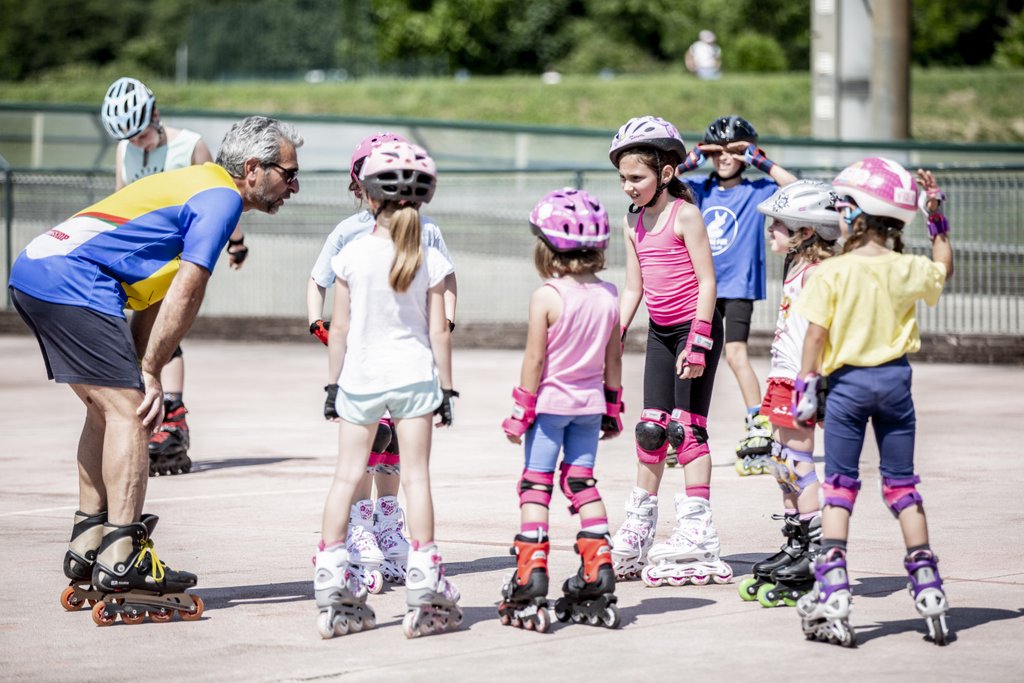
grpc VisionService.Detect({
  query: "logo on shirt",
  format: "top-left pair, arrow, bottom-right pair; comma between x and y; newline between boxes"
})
702,205 -> 739,256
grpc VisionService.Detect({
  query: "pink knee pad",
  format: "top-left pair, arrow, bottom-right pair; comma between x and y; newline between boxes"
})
882,475 -> 923,517
518,469 -> 554,508
822,473 -> 861,513
672,410 -> 711,467
559,463 -> 602,515
635,409 -> 670,463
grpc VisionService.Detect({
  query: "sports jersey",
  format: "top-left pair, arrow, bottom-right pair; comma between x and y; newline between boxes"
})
795,251 -> 947,375
117,129 -> 202,186
9,163 -> 242,318
685,176 -> 778,300
768,261 -> 818,380
310,210 -> 454,288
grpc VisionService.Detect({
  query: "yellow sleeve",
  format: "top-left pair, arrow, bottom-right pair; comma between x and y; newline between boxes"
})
918,258 -> 947,308
794,265 -> 835,331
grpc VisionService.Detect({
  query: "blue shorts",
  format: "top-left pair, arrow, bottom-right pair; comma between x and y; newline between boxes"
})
823,357 -> 916,480
524,413 -> 602,473
335,379 -> 441,426
10,287 -> 143,390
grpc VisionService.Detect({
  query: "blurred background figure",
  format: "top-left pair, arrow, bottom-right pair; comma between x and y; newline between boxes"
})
685,30 -> 722,81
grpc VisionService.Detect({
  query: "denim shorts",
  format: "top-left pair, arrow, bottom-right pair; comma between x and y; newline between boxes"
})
335,379 -> 442,425
524,413 -> 602,473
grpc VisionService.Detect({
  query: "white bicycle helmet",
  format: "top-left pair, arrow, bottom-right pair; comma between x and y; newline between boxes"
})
101,77 -> 156,140
757,180 -> 841,241
608,115 -> 687,165
359,141 -> 437,204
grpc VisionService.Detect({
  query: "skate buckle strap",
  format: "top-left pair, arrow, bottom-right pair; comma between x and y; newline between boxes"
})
135,539 -> 166,582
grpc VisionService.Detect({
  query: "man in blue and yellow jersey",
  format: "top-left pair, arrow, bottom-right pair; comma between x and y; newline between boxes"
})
8,116 -> 303,612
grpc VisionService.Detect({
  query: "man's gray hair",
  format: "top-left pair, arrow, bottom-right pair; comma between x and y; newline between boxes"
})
216,116 -> 304,177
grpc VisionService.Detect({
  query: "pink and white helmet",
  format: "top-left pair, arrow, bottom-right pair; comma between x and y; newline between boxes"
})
530,188 -> 610,252
349,132 -> 408,185
608,115 -> 687,165
832,157 -> 919,226
359,141 -> 437,204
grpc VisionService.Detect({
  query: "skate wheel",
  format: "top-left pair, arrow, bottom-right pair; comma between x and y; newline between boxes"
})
524,617 -> 535,631
316,611 -> 335,639
349,617 -> 364,634
149,609 -> 173,623
734,460 -> 750,476
59,586 -> 84,611
363,612 -> 376,631
402,610 -> 420,639
782,596 -> 799,608
737,577 -> 760,602
535,608 -> 551,633
713,571 -> 734,584
602,605 -> 621,629
91,601 -> 116,627
756,583 -> 779,608
640,566 -> 662,587
366,570 -> 384,595
690,574 -> 711,587
554,607 -> 570,623
121,611 -> 145,625
498,606 -> 511,626
452,607 -> 464,629
180,595 -> 204,622
510,615 -> 522,629
667,576 -> 688,587
570,611 -> 584,624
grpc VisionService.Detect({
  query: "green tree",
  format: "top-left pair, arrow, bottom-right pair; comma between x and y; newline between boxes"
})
994,9 -> 1024,66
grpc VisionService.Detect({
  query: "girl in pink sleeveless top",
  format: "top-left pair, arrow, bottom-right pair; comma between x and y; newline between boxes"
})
498,188 -> 624,631
606,115 -> 732,588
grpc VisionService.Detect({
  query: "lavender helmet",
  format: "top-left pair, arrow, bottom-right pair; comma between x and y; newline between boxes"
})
359,141 -> 437,204
608,115 -> 687,165
530,188 -> 610,252
832,156 -> 919,226
349,132 -> 408,186
757,180 -> 842,241
101,77 -> 156,140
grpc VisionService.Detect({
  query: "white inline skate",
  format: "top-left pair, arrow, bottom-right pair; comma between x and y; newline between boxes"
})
403,544 -> 463,638
905,549 -> 950,646
374,495 -> 409,584
347,499 -> 385,594
314,542 -> 376,639
610,488 -> 658,580
796,546 -> 856,647
641,495 -> 733,587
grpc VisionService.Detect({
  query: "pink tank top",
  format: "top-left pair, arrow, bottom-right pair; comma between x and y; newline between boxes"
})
536,278 -> 620,415
635,198 -> 700,325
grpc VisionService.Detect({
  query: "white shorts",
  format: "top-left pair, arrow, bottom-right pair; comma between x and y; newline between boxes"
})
336,379 -> 442,425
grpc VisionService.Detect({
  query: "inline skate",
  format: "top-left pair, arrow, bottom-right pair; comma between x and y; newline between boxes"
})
374,495 -> 409,583
610,488 -> 658,580
89,515 -> 203,626
797,546 -> 856,647
347,499 -> 385,594
554,531 -> 620,628
314,542 -> 377,638
735,413 -> 773,476
905,549 -> 950,646
59,510 -> 107,611
148,399 -> 191,476
497,535 -> 550,632
642,495 -> 733,587
403,544 -> 463,638
737,513 -> 803,602
757,516 -> 822,607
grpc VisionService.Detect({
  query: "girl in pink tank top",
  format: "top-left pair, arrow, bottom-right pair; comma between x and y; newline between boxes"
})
498,188 -> 624,631
606,115 -> 732,588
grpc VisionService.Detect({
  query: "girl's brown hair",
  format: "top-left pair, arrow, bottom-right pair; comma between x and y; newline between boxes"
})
842,214 -> 905,254
376,201 -> 423,292
533,240 -> 606,279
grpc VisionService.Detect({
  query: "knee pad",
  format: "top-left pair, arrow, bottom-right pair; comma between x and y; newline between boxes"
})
882,475 -> 923,517
518,469 -> 554,509
821,473 -> 861,513
772,446 -> 819,495
559,463 -> 602,515
672,410 -> 711,467
635,409 -> 670,464
372,419 -> 394,454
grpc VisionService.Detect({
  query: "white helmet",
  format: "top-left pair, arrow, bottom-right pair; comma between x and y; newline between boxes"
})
757,180 -> 842,241
101,77 -> 156,140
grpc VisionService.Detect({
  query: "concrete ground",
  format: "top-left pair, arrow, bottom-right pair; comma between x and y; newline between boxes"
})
1,335 -> 1022,682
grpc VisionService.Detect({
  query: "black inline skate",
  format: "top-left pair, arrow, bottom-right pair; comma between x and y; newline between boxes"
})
498,535 -> 550,632
758,516 -> 822,607
738,513 -> 803,602
59,510 -> 107,611
554,531 -> 620,629
90,515 -> 203,626
149,399 -> 191,476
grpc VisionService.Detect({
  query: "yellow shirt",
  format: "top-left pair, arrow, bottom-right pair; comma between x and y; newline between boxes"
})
794,251 -> 946,375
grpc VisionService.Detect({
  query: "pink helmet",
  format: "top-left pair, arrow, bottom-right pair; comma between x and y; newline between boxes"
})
349,132 -> 408,185
832,157 -> 919,226
608,115 -> 687,165
359,141 -> 437,204
530,188 -> 610,252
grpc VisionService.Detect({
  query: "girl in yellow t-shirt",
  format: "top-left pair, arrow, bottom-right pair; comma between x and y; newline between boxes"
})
792,157 -> 954,648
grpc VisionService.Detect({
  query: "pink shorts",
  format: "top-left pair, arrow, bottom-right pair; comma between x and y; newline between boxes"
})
760,377 -> 798,430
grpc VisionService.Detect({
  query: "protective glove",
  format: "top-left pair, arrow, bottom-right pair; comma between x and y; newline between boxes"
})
310,319 -> 330,346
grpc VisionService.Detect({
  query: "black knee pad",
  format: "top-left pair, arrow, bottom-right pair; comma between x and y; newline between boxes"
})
372,422 -> 393,453
635,421 -> 668,451
691,425 -> 709,445
667,421 -> 686,449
